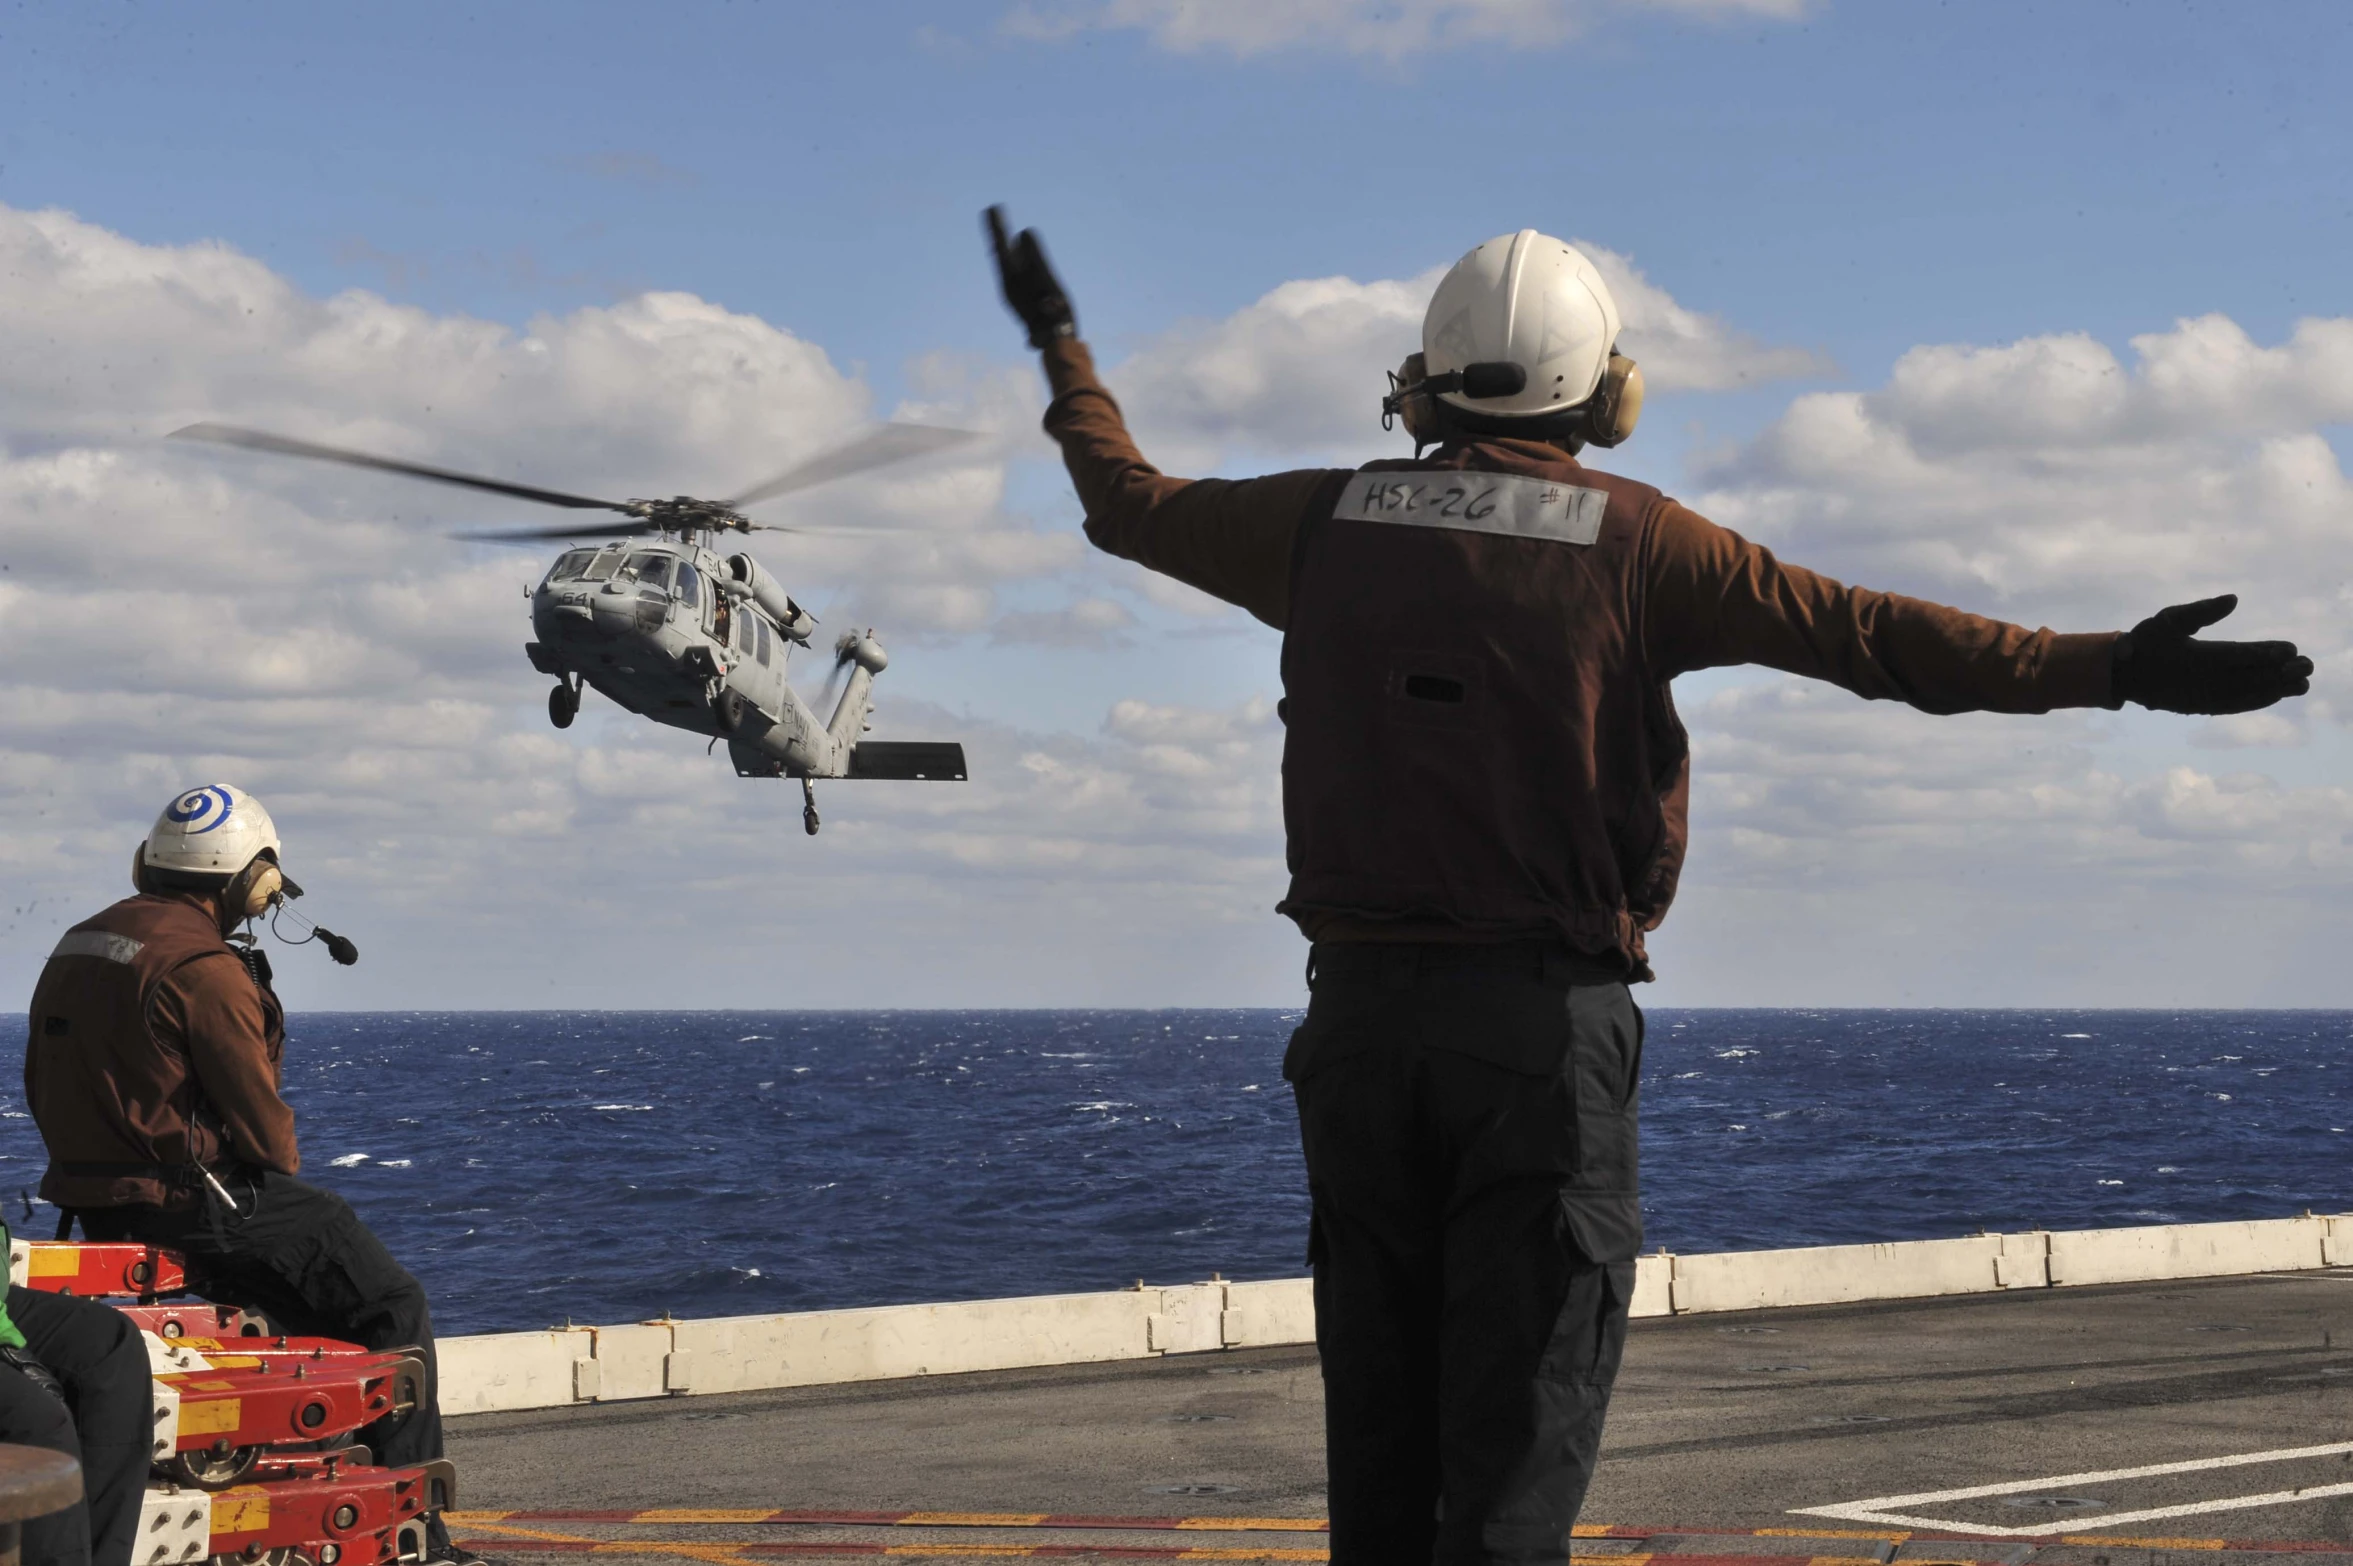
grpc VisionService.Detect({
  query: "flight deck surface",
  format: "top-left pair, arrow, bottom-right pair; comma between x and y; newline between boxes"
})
447,1271 -> 2353,1564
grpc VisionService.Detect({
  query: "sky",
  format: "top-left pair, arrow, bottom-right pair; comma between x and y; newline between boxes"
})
1,0 -> 2350,1010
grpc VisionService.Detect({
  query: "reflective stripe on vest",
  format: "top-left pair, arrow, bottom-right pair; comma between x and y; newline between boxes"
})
1332,471 -> 1609,546
50,929 -> 144,965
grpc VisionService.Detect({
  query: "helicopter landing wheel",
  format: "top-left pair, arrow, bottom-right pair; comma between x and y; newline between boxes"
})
802,778 -> 820,837
548,681 -> 578,730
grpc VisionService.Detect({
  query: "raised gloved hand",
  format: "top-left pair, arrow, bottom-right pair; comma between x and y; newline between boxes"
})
2112,595 -> 2312,715
985,205 -> 1076,350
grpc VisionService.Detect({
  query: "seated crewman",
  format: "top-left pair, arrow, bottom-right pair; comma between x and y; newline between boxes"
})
23,785 -> 488,1566
0,1215 -> 152,1566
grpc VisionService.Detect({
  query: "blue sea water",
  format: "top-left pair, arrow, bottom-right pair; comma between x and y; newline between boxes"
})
3,1009 -> 2349,1336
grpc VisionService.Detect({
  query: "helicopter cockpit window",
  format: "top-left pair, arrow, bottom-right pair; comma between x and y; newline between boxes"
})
675,562 -> 701,609
755,617 -> 773,666
624,552 -> 672,589
581,548 -> 624,582
546,549 -> 595,584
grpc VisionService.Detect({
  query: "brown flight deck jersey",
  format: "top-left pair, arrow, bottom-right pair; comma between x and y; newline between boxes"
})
26,892 -> 298,1209
1039,338 -> 2119,974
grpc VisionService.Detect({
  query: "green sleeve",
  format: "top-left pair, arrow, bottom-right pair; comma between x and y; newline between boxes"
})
0,1218 -> 25,1350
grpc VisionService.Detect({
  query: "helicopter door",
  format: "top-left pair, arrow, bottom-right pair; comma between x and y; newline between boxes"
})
675,561 -> 702,619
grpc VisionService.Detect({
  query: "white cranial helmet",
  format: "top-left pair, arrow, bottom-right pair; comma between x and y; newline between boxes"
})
139,784 -> 283,888
1423,229 -> 1622,421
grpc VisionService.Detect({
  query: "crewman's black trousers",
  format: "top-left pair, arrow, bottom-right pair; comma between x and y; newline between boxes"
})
0,1285 -> 155,1566
79,1171 -> 445,1478
1285,942 -> 1644,1566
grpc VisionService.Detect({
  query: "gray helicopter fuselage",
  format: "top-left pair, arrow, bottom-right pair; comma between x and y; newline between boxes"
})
527,539 -> 848,777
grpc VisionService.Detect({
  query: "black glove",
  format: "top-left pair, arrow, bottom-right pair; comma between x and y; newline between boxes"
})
2112,594 -> 2312,715
985,205 -> 1076,350
0,1345 -> 66,1407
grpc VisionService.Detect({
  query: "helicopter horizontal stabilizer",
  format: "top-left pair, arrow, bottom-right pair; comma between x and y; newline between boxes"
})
847,742 -> 969,782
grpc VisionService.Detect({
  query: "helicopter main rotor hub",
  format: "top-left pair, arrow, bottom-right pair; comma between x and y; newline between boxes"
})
627,497 -> 753,537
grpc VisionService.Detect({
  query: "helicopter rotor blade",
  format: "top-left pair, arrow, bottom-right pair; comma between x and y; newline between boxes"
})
172,423 -> 636,514
721,422 -> 980,510
744,521 -> 922,535
448,520 -> 666,543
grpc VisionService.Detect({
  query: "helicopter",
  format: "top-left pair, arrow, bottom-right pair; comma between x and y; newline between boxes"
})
171,420 -> 976,836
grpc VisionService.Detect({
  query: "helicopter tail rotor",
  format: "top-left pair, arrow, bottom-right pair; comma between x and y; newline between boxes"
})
824,631 -> 888,752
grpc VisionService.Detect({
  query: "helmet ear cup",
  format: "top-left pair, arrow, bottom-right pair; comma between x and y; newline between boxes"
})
1386,353 -> 1441,443
132,844 -> 154,895
235,859 -> 285,919
1582,353 -> 1643,449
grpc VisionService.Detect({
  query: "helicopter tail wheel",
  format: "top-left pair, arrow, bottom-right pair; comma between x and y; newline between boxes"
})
802,778 -> 820,837
714,687 -> 748,734
548,681 -> 579,729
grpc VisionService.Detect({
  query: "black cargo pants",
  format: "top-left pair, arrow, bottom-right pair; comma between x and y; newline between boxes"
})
1285,942 -> 1643,1566
0,1286 -> 153,1566
78,1171 -> 446,1479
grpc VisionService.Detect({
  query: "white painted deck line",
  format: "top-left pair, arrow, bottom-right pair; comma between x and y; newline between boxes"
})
437,1211 -> 2353,1415
1793,1440 -> 2353,1535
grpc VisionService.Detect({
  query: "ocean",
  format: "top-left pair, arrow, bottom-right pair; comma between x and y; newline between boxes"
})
4,1009 -> 2348,1336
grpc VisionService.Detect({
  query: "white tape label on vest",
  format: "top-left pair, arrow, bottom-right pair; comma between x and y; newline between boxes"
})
1334,471 -> 1608,546
51,929 -> 143,965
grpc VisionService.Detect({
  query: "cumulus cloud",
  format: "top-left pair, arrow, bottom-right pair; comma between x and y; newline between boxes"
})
1650,674 -> 2353,1004
1624,307 -> 2353,1004
1109,243 -> 1824,469
0,203 -> 1298,1008
1689,312 -> 2353,654
1003,0 -> 1806,60
10,199 -> 2351,1010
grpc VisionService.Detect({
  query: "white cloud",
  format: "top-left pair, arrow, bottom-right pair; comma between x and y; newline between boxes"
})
1635,308 -> 2353,1004
1691,312 -> 2353,648
12,200 -> 2353,1010
1108,243 -> 1824,469
0,203 -> 1302,1008
1003,0 -> 1807,60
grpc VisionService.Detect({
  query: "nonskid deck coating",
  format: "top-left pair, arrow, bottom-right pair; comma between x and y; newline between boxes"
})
448,1273 -> 2353,1564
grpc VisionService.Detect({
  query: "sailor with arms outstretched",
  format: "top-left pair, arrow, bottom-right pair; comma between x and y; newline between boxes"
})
987,209 -> 2312,1566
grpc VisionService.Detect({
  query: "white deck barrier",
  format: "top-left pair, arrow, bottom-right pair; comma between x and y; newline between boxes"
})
435,1212 -> 2353,1415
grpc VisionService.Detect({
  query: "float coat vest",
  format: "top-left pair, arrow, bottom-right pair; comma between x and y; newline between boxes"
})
25,895 -> 286,1209
1276,442 -> 1688,971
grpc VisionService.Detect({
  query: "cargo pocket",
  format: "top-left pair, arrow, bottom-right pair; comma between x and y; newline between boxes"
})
1561,985 -> 1643,1263
1536,1253 -> 1634,1387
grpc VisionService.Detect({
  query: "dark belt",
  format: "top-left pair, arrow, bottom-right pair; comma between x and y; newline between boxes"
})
50,1159 -> 212,1189
1308,937 -> 1628,989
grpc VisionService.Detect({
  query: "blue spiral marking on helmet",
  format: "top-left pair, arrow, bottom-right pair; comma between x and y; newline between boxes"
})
165,786 -> 235,835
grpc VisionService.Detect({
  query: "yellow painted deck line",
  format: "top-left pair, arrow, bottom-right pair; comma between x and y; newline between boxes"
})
2056,1538 -> 2232,1550
456,1518 -> 750,1565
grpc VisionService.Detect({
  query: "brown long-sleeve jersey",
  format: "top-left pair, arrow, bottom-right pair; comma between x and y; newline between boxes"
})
1039,338 -> 2118,710
28,891 -> 298,1209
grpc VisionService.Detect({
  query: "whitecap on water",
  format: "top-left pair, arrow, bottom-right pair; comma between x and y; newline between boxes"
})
379,1159 -> 412,1169
329,1153 -> 368,1167
593,1104 -> 655,1112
